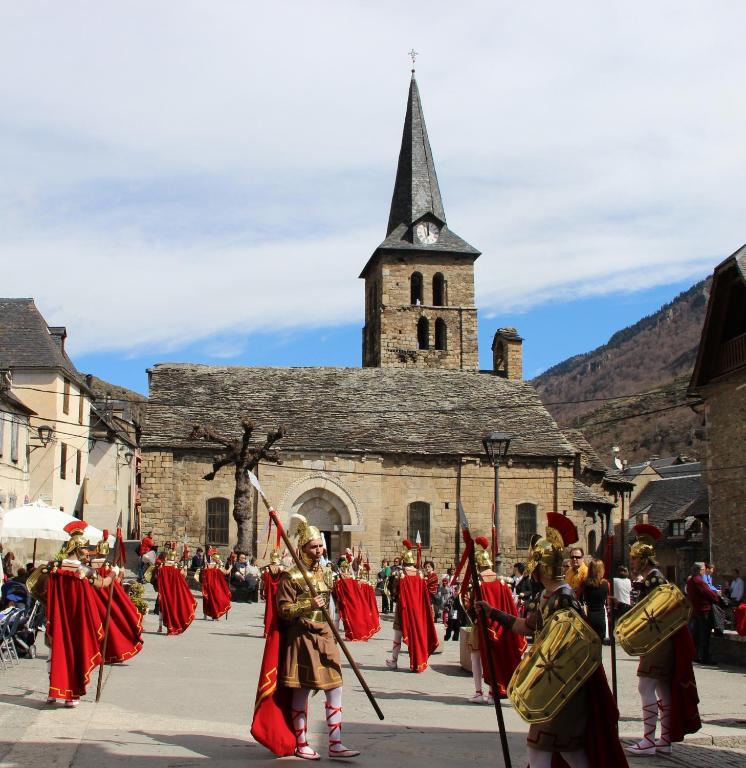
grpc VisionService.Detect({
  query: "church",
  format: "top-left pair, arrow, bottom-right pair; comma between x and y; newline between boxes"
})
141,74 -> 614,569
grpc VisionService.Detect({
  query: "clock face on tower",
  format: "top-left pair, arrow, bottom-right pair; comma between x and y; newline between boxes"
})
415,221 -> 440,245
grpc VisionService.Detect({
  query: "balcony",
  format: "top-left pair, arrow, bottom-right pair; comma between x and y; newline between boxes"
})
715,332 -> 746,376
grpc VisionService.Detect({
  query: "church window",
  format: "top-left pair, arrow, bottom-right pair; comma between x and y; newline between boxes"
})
435,318 -> 447,350
207,497 -> 230,546
433,273 -> 446,306
516,503 -> 537,549
587,529 -> 597,557
408,501 -> 430,547
417,317 -> 429,350
410,272 -> 423,305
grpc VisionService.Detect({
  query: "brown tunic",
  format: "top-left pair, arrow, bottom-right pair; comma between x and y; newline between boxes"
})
635,569 -> 674,679
276,561 -> 342,690
525,585 -> 588,753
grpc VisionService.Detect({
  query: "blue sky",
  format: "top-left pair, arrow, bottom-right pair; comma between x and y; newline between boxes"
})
2,2 -> 744,395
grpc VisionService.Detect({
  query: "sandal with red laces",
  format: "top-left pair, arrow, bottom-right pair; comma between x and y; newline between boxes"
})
291,707 -> 320,761
326,703 -> 360,759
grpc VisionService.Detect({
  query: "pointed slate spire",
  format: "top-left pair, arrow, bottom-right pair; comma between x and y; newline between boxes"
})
386,73 -> 446,236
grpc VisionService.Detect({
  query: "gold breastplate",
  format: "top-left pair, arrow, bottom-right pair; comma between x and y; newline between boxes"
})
287,563 -> 333,622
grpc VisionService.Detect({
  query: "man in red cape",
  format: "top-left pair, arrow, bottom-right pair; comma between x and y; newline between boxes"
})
625,525 -> 701,757
462,536 -> 526,702
385,539 -> 439,672
43,521 -> 111,707
478,513 -> 628,768
334,560 -> 380,641
200,548 -> 232,621
152,545 -> 197,635
89,533 -> 143,663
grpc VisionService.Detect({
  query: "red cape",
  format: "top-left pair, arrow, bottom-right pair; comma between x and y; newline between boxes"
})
201,567 -> 232,620
479,580 -> 527,696
46,570 -> 103,699
736,603 -> 746,636
156,565 -> 197,635
669,627 -> 701,742
262,568 -> 282,638
250,585 -> 295,756
335,578 -> 381,641
398,574 -> 439,672
92,573 -> 144,663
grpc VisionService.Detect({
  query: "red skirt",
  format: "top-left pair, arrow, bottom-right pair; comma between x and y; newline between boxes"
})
158,566 -> 197,635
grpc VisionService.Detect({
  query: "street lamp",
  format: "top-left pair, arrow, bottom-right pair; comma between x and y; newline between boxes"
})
482,431 -> 512,572
37,424 -> 54,445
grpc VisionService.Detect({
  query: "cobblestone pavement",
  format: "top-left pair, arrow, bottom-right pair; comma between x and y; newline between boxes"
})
0,592 -> 744,768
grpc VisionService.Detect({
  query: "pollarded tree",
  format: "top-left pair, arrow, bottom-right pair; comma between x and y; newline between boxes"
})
189,418 -> 283,553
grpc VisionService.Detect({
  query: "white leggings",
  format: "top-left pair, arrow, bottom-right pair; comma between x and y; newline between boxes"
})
527,747 -> 589,768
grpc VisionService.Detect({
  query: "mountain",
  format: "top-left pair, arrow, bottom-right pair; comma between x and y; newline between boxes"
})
532,279 -> 710,464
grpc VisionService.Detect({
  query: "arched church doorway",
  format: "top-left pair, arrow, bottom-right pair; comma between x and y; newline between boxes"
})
291,487 -> 352,562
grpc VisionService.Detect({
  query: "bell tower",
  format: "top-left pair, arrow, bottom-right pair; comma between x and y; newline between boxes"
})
360,72 -> 480,370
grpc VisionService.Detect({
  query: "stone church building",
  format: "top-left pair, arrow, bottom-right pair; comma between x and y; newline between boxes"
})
141,75 -> 612,570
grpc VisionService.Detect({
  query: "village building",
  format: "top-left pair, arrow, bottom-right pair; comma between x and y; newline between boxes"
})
0,299 -> 93,515
689,243 -> 746,577
0,383 -> 36,512
140,75 -> 616,569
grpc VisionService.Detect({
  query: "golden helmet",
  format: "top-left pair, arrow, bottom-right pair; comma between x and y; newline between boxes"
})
401,539 -> 416,566
526,512 -> 579,580
474,536 -> 492,569
269,548 -> 281,565
167,547 -> 178,561
62,520 -> 89,557
290,514 -> 322,549
339,558 -> 351,573
629,524 -> 662,562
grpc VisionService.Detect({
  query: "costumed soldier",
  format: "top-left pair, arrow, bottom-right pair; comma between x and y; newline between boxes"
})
260,548 -> 284,638
251,514 -> 359,760
462,536 -> 525,703
477,513 -> 628,768
617,524 -> 701,756
150,544 -> 197,635
199,547 -> 232,621
333,558 -> 380,642
89,532 -> 144,663
29,520 -> 112,707
385,539 -> 439,672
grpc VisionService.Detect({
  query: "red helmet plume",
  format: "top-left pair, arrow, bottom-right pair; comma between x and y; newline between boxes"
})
632,524 -> 662,543
63,520 -> 87,535
402,539 -> 414,550
475,536 -> 490,550
546,512 -> 579,548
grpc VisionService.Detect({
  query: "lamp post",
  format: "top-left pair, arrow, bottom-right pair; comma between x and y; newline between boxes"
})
482,431 -> 512,573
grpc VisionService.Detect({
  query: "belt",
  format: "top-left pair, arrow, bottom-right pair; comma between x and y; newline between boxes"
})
306,610 -> 326,623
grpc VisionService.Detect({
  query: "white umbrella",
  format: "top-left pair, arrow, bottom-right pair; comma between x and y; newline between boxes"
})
0,500 -> 113,545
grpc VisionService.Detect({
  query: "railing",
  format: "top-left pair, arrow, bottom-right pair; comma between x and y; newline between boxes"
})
716,332 -> 746,375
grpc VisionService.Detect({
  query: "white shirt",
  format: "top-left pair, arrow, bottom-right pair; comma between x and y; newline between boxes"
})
730,577 -> 744,602
613,577 -> 632,605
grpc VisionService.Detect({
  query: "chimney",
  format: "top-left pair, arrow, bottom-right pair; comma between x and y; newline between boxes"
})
491,327 -> 523,380
48,326 -> 67,353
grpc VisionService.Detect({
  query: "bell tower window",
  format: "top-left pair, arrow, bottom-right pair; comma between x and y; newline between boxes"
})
435,318 -> 447,350
417,317 -> 429,350
433,273 -> 446,306
410,272 -> 423,305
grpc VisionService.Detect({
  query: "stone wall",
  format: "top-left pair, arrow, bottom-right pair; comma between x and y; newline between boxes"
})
363,253 -> 478,370
702,366 -> 746,576
140,447 -> 578,576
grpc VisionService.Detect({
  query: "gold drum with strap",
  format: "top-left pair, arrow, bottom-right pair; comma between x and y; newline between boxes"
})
508,608 -> 601,724
614,582 -> 689,656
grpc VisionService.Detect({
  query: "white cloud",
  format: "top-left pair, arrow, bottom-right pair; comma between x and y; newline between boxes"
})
2,1 -> 745,355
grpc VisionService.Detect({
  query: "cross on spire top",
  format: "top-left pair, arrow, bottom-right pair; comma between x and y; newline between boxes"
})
408,48 -> 418,73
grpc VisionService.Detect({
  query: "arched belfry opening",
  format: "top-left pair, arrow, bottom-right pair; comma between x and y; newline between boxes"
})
433,273 -> 446,306
417,316 -> 429,350
435,318 -> 447,350
410,272 -> 423,305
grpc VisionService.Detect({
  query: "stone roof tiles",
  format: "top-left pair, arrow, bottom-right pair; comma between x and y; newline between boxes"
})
572,479 -> 614,508
562,428 -> 609,474
630,474 -> 706,530
143,364 -> 576,459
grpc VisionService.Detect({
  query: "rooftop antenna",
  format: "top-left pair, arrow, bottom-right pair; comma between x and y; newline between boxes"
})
408,48 -> 418,73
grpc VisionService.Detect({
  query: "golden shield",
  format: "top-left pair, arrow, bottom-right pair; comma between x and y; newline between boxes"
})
508,608 -> 601,724
614,583 -> 689,656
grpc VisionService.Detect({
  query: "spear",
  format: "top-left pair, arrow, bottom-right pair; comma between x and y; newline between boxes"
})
95,513 -> 122,703
247,470 -> 384,721
459,501 -> 512,768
